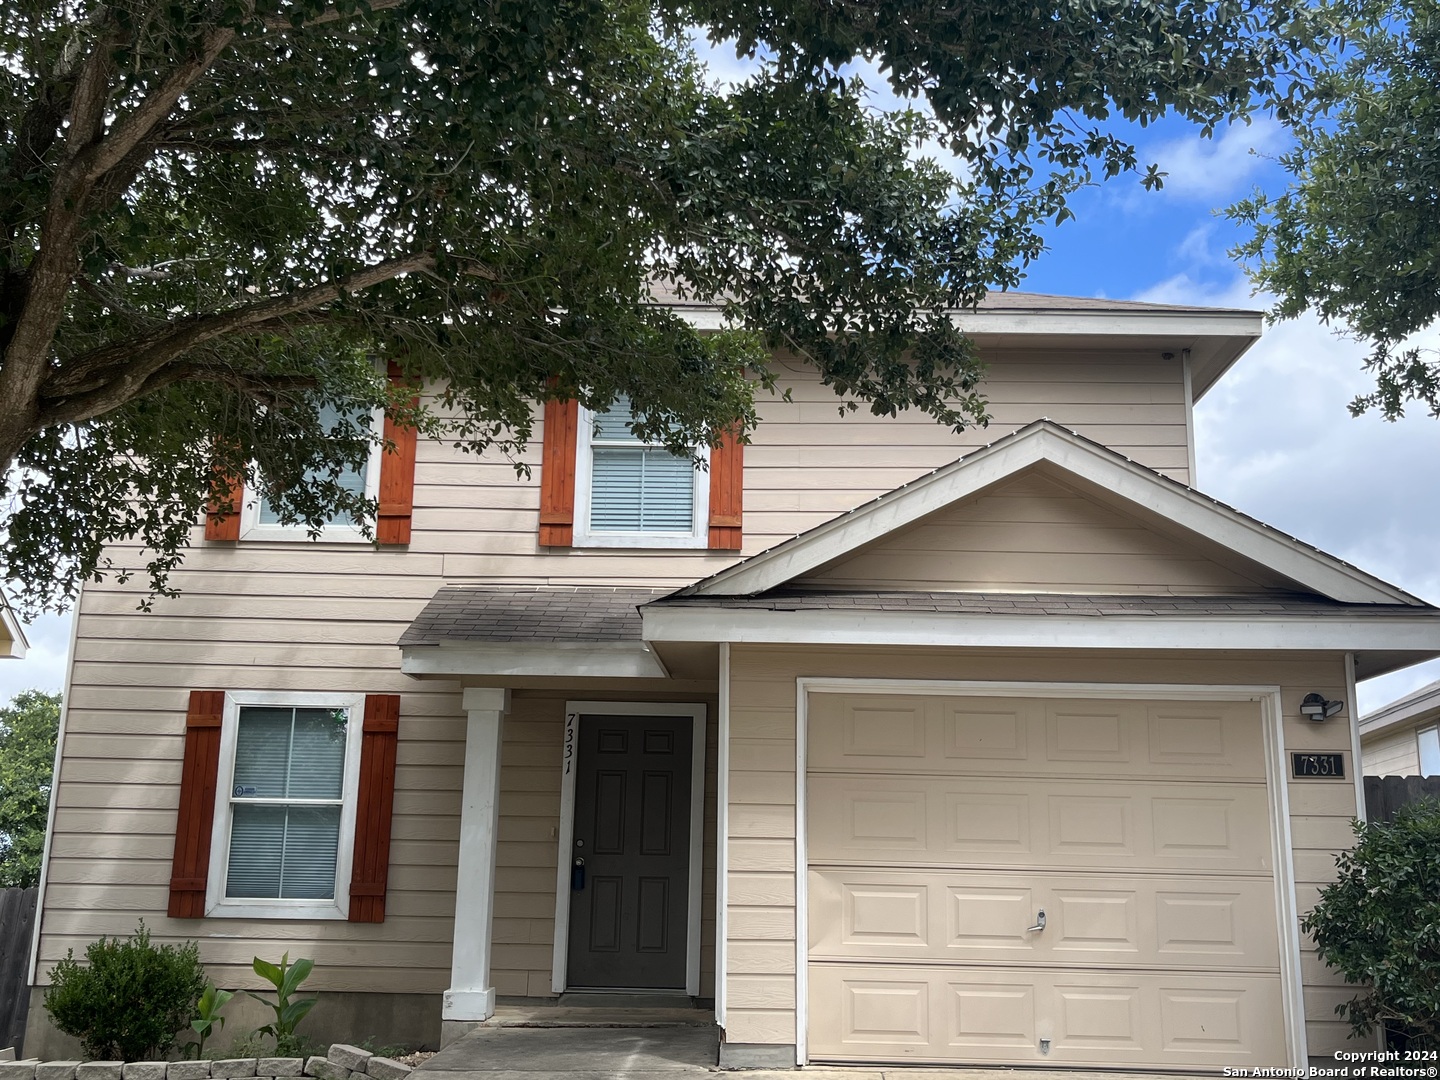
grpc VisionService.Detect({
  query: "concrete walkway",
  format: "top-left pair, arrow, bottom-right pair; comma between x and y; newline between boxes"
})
419,1007 -> 1207,1080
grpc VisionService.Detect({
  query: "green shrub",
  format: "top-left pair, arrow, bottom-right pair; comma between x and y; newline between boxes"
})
44,921 -> 207,1060
1303,799 -> 1440,1049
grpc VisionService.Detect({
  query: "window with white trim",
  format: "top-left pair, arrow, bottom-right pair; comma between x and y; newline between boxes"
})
207,691 -> 364,919
573,396 -> 709,548
1419,726 -> 1440,777
239,403 -> 383,542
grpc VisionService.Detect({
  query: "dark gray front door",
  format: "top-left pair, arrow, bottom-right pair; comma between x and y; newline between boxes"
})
567,714 -> 693,989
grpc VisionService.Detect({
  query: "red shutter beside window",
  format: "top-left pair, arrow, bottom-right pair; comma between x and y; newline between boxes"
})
539,397 -> 579,547
349,693 -> 400,923
168,691 -> 225,918
377,362 -> 419,545
707,427 -> 744,551
204,467 -> 243,542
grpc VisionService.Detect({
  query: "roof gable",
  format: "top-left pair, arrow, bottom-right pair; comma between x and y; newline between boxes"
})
680,421 -> 1423,605
797,466 -> 1299,595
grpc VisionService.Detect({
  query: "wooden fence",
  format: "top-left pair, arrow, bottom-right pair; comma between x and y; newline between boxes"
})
1363,775 -> 1440,823
0,886 -> 38,1055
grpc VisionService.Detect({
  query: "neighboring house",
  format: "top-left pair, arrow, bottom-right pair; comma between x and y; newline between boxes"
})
1359,680 -> 1440,776
0,596 -> 28,660
23,293 -> 1440,1071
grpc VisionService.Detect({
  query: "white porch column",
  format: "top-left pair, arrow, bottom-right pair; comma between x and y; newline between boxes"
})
443,687 -> 511,1025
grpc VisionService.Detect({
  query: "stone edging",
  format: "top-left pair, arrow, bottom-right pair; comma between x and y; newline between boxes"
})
0,1045 -> 414,1080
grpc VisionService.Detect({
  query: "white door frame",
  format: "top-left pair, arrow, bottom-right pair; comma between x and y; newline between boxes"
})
552,700 -> 707,996
793,678 -> 1306,1068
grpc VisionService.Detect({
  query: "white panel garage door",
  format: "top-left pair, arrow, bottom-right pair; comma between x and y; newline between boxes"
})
806,693 -> 1289,1070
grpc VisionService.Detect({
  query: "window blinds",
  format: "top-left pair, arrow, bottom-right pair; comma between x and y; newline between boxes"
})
589,397 -> 694,533
226,706 -> 348,900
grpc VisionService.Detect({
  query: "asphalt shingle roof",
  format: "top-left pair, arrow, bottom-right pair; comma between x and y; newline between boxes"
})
399,585 -> 668,646
647,590 -> 1436,618
400,586 -> 1439,647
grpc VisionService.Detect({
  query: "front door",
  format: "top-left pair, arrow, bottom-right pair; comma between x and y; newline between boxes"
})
567,713 -> 693,989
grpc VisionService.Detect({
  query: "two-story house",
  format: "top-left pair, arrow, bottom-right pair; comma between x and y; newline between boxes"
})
23,292 -> 1440,1071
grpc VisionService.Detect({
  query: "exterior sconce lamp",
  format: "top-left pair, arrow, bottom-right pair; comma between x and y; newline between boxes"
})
1299,693 -> 1344,722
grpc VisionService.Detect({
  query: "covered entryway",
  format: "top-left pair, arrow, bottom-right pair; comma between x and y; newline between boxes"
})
554,701 -> 707,996
804,688 -> 1291,1070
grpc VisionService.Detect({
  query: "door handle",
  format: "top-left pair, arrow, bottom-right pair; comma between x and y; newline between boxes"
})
1026,909 -> 1046,933
571,857 -> 586,891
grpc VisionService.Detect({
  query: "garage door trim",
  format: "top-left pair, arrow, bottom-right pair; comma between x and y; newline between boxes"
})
793,678 -> 1305,1068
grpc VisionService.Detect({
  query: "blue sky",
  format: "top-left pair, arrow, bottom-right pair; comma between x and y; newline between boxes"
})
5,55 -> 1440,715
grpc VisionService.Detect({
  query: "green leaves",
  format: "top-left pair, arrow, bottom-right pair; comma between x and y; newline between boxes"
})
0,689 -> 60,888
1302,800 -> 1440,1048
187,982 -> 236,1059
247,952 -> 320,1056
0,0 -> 1299,609
45,922 -> 208,1061
1230,0 -> 1440,419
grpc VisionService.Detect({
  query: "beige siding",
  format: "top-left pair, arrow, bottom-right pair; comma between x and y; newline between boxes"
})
725,645 -> 1364,1058
37,343 -> 1186,1000
39,659 -> 717,997
426,348 -> 1189,583
802,468 -> 1286,594
1361,726 -> 1421,776
42,660 -> 466,993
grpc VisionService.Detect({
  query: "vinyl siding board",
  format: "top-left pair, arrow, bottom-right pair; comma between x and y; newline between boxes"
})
1362,727 -> 1421,776
723,645 -> 1358,1058
801,469 -> 1289,595
37,342 -> 1231,1023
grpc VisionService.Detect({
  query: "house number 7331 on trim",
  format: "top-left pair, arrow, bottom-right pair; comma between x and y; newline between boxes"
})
1291,752 -> 1345,779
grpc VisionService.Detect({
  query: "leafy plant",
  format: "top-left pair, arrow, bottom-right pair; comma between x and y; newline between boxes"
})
186,982 -> 236,1059
44,921 -> 206,1060
0,689 -> 61,887
1303,799 -> 1440,1049
246,953 -> 319,1056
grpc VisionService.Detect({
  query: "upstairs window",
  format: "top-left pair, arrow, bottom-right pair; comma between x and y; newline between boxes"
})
1420,726 -> 1440,777
238,403 -> 382,542
573,397 -> 709,548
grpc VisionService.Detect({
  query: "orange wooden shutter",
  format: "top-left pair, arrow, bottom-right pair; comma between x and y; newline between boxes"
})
168,690 -> 225,918
538,396 -> 579,547
204,466 -> 242,541
349,693 -> 400,922
377,362 -> 419,545
707,427 -> 744,550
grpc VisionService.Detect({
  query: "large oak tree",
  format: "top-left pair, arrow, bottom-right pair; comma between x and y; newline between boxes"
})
1,0 -> 1302,611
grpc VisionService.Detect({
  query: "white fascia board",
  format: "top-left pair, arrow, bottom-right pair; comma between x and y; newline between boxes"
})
688,424 -> 1418,605
401,641 -> 668,679
642,605 -> 1440,656
1040,433 -> 1417,605
0,598 -> 28,658
1359,681 -> 1440,738
669,304 -> 1263,342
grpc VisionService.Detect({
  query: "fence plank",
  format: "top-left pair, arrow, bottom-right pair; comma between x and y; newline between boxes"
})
1363,775 -> 1440,823
0,886 -> 39,1055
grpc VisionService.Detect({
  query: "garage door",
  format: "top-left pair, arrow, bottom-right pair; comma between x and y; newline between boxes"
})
806,693 -> 1289,1069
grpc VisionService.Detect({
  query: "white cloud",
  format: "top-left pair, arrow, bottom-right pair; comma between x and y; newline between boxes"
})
1165,272 -> 1440,711
0,610 -> 73,704
1143,117 -> 1289,202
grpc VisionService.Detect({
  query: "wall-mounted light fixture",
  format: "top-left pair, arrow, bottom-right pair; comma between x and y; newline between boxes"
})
1300,693 -> 1345,722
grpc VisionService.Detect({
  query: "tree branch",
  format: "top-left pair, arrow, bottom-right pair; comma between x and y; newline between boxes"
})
35,252 -> 436,428
261,0 -> 406,31
73,27 -> 238,186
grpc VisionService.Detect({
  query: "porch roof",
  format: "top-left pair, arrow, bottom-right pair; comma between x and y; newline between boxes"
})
399,585 -> 667,646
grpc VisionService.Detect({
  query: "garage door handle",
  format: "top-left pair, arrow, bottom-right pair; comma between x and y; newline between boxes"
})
1026,910 -> 1046,933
